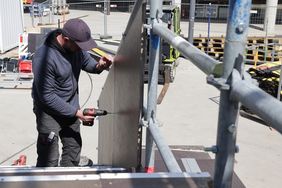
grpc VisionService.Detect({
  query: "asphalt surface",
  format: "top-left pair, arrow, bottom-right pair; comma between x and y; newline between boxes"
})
0,9 -> 282,188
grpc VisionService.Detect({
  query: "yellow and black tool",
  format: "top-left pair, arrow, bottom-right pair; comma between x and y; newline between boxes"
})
92,48 -> 113,61
92,48 -> 107,57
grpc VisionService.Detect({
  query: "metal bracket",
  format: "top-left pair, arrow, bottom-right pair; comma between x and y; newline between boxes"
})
140,118 -> 163,128
140,119 -> 149,128
143,24 -> 152,30
207,74 -> 230,90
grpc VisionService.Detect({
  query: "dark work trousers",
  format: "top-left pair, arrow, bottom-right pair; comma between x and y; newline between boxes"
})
34,106 -> 82,167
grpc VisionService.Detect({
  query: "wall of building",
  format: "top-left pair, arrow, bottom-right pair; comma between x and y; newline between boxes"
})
0,0 -> 24,53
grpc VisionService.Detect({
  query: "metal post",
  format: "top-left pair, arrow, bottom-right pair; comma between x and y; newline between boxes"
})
188,0 -> 195,43
49,0 -> 52,24
207,3 -> 211,54
31,5 -> 35,27
271,48 -> 274,63
145,0 -> 162,173
104,11 -> 108,35
100,0 -> 112,39
264,0 -> 279,34
264,19 -> 268,63
30,2 -> 36,27
51,0 -> 55,24
213,0 -> 252,187
277,64 -> 282,100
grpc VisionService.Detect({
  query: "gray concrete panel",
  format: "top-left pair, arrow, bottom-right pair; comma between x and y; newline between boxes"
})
98,0 -> 146,168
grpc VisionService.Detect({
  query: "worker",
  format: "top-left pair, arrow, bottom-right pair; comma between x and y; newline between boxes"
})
32,18 -> 112,167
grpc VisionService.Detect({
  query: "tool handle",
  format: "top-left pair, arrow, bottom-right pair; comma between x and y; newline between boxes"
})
82,108 -> 108,126
83,108 -> 108,117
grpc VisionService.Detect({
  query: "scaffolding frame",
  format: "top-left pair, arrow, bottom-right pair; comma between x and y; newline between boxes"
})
144,0 -> 282,187
1,0 -> 281,187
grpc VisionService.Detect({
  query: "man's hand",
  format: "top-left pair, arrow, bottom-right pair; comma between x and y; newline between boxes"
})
96,55 -> 113,71
76,109 -> 94,123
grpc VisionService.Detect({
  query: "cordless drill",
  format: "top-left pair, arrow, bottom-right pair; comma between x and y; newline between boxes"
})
82,108 -> 108,126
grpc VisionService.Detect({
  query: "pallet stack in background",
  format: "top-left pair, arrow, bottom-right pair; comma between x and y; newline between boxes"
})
192,36 -> 282,65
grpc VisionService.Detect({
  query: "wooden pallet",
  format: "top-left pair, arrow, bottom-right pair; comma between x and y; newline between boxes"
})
192,37 -> 282,64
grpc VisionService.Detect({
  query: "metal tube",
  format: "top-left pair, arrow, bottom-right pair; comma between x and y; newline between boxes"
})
277,64 -> 282,100
100,0 -> 111,39
149,0 -> 162,19
207,3 -> 211,54
104,0 -> 108,36
31,6 -> 35,27
264,0 -> 278,34
104,9 -> 108,36
145,0 -> 163,173
152,23 -> 222,76
51,0 -> 54,24
148,119 -> 182,172
214,1 -> 252,188
188,0 -> 195,43
231,70 -> 282,134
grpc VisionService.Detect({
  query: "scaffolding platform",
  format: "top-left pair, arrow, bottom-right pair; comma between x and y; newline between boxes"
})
142,146 -> 245,188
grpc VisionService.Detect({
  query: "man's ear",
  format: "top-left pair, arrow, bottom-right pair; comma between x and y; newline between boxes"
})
63,36 -> 70,42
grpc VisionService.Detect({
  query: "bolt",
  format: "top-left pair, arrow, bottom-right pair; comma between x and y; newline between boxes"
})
228,124 -> 236,133
236,23 -> 245,34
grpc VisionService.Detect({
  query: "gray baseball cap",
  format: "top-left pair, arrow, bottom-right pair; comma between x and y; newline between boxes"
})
62,18 -> 97,51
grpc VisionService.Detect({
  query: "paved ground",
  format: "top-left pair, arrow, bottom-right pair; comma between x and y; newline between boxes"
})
0,9 -> 282,188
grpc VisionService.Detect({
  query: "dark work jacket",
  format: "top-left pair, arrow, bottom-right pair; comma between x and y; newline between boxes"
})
32,29 -> 101,120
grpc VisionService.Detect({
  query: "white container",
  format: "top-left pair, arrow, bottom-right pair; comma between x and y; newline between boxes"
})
0,0 -> 24,53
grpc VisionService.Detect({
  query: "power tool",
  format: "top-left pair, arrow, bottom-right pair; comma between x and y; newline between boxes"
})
82,108 -> 110,126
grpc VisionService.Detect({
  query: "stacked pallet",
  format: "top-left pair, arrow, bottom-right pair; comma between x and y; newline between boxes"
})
193,37 -> 282,64
193,37 -> 225,61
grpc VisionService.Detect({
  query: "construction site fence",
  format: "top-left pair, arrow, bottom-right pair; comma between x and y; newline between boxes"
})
180,3 -> 282,24
66,1 -> 282,25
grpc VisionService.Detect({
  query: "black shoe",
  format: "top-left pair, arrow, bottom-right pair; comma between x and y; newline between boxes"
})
79,156 -> 93,167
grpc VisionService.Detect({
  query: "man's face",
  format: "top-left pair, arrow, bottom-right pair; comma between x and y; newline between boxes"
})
62,36 -> 81,53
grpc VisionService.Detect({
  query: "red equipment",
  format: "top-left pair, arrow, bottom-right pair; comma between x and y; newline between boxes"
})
18,60 -> 32,73
12,155 -> 27,166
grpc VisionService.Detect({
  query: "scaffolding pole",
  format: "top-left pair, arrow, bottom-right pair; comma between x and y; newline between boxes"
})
188,0 -> 195,43
152,22 -> 222,76
213,0 -> 252,187
231,70 -> 282,134
144,0 -> 163,173
147,118 -> 182,172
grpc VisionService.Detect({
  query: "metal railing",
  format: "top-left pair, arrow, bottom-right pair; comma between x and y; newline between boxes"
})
180,3 -> 282,24
66,1 -> 282,24
68,0 -> 136,12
